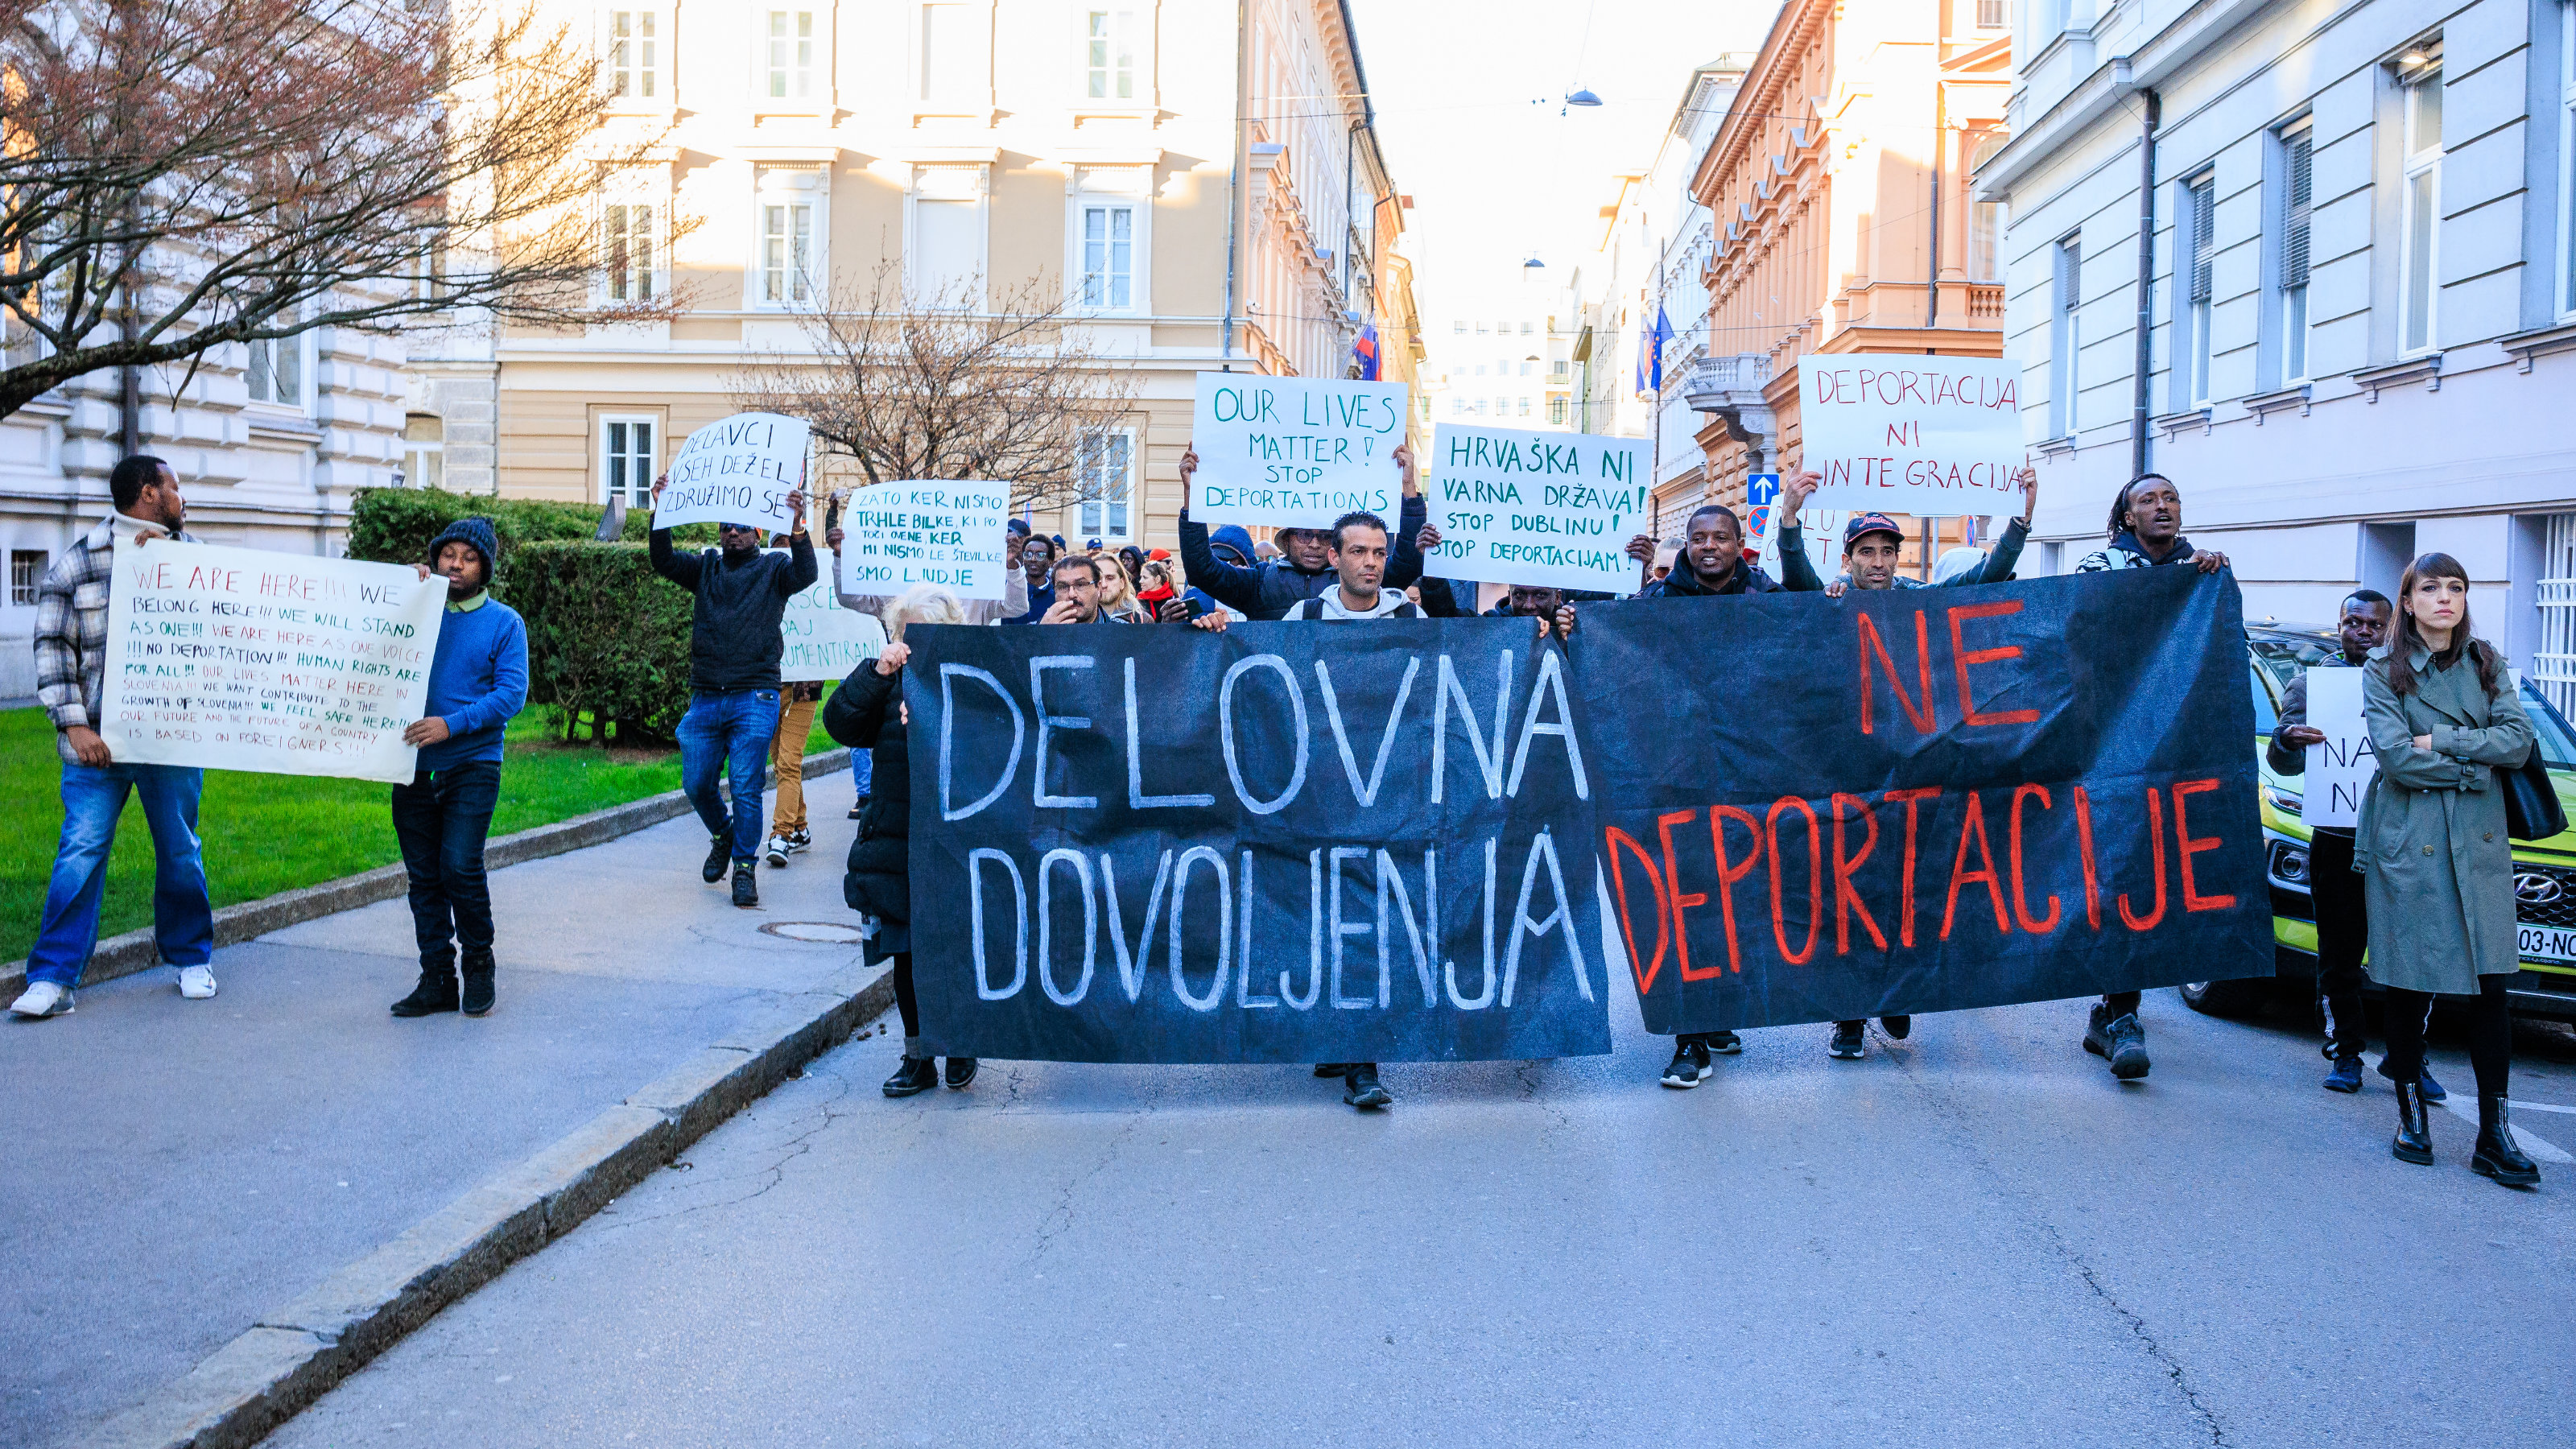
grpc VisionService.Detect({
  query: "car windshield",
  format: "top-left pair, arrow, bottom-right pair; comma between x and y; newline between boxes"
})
2521,681 -> 2576,770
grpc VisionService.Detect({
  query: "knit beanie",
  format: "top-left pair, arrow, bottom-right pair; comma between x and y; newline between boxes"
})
427,517 -> 501,580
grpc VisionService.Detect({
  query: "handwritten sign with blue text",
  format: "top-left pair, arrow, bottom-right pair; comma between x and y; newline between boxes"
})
835,481 -> 1012,601
99,540 -> 445,782
1795,355 -> 2021,515
1191,372 -> 1409,530
655,412 -> 811,531
1422,423 -> 1649,593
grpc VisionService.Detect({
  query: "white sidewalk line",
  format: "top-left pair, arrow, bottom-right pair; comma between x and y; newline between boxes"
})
2363,1053 -> 2574,1163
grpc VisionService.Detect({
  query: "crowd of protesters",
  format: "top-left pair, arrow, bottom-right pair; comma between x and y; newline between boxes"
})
14,444 -> 2543,1189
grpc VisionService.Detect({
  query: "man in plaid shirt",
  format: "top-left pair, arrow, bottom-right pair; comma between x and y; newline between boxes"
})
10,456 -> 217,1020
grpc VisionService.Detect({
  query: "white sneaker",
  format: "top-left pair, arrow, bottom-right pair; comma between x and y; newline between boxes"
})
9,981 -> 73,1018
178,965 -> 218,1000
762,834 -> 791,868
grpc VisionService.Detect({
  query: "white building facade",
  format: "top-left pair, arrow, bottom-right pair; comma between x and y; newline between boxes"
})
1984,0 -> 2576,705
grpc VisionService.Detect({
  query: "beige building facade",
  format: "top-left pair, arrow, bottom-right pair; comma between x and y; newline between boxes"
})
478,0 -> 1406,551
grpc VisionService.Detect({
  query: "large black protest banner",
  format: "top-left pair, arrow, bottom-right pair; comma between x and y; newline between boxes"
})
906,620 -> 1617,1063
1574,568 -> 2272,1035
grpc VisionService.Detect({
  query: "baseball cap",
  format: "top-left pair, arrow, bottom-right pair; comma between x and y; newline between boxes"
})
1843,513 -> 1905,549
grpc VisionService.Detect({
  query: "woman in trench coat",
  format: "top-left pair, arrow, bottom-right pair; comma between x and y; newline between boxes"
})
2356,553 -> 2541,1185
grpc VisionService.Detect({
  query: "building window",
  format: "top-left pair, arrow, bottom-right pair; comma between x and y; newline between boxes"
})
402,415 -> 444,490
2559,5 -> 2575,316
1967,133 -> 2007,282
919,2 -> 984,105
2050,235 -> 2080,438
1551,358 -> 1569,380
1548,397 -> 1567,423
1076,428 -> 1134,541
1450,397 -> 1464,415
1476,321 -> 1488,335
1085,10 -> 1135,100
603,201 -> 654,302
1976,0 -> 2008,27
1079,203 -> 1134,310
759,185 -> 818,306
609,10 -> 658,98
10,550 -> 46,605
1520,321 -> 1534,335
1517,397 -> 1531,418
2183,173 -> 2215,408
2397,46 -> 2443,354
2280,119 -> 2314,381
245,332 -> 304,408
910,166 -> 986,303
601,416 -> 658,507
766,10 -> 815,99
1451,320 -> 1465,334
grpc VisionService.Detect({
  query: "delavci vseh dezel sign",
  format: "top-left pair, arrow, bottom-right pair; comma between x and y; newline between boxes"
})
1189,372 -> 1409,530
653,411 -> 811,531
1794,355 -> 2024,515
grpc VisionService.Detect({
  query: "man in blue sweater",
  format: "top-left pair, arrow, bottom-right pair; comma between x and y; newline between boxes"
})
391,518 -> 529,1019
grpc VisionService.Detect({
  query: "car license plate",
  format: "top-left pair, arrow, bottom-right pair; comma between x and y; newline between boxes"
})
2518,923 -> 2576,964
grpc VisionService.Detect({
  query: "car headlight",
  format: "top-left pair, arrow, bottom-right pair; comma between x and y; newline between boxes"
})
2267,838 -> 2311,889
2264,784 -> 2304,815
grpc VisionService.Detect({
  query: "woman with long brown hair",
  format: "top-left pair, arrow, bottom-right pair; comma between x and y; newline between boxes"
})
2357,553 -> 2541,1185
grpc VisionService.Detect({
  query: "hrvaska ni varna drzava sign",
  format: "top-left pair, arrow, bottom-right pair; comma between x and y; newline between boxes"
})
900,568 -> 2272,1063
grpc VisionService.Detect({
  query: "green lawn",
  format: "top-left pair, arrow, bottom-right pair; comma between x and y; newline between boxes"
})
2,693 -> 838,965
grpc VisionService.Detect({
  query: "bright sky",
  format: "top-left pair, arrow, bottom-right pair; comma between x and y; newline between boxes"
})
1345,0 -> 1780,319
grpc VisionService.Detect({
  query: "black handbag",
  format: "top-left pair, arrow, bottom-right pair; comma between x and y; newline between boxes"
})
2502,752 -> 2566,841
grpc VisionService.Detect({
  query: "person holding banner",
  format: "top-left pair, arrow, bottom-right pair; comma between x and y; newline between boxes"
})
1775,467 -> 2037,594
1174,444 -> 1427,620
386,518 -> 529,1019
649,474 -> 815,909
13,456 -> 215,1020
2070,474 -> 2231,1078
2267,592 -> 2412,1096
2359,556 -> 2540,1185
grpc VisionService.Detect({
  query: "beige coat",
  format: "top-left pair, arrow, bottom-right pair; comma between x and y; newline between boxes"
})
2356,644 -> 2534,993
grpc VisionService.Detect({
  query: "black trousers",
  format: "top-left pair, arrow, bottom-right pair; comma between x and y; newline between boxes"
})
391,760 -> 502,969
2307,831 -> 2370,1059
890,951 -> 918,1039
2382,976 -> 2512,1098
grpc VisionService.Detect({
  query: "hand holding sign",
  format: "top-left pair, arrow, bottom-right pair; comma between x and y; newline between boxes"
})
654,412 -> 812,531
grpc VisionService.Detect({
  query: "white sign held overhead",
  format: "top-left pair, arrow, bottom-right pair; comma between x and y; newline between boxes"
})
654,411 -> 811,531
835,481 -> 1012,601
1422,423 -> 1649,594
1794,355 -> 2024,515
1189,371 -> 1409,530
2301,667 -> 2374,829
99,541 -> 446,784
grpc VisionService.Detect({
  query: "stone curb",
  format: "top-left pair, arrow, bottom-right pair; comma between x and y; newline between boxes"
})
90,959 -> 894,1449
2,748 -> 851,1001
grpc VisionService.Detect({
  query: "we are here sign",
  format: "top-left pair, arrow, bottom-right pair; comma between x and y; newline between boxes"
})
1189,372 -> 1408,530
1795,355 -> 2023,515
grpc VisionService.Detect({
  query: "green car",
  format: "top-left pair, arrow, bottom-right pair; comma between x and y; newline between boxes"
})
2187,623 -> 2576,1021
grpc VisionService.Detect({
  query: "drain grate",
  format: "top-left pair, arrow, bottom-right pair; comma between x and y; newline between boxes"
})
758,920 -> 869,944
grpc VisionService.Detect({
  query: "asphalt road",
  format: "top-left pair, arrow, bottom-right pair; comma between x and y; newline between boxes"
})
262,988 -> 2576,1449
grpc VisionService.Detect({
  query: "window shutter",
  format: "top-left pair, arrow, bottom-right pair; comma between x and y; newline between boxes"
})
2283,131 -> 2313,290
2188,179 -> 2215,304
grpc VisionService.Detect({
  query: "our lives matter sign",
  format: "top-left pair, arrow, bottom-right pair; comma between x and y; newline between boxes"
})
2300,667 -> 2372,828
773,551 -> 885,682
907,620 -> 1616,1064
1584,568 -> 2272,1034
99,541 -> 444,783
835,481 -> 1011,601
1796,354 -> 2023,515
654,412 -> 811,531
1190,371 -> 1409,530
1423,423 -> 1649,594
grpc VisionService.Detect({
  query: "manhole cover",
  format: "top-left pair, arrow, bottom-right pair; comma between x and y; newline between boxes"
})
758,921 -> 869,943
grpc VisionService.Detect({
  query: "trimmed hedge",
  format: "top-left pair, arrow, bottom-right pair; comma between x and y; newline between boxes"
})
346,486 -> 716,589
510,541 -> 696,743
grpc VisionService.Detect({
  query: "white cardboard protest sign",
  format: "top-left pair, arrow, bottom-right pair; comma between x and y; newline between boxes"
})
2300,667 -> 2373,828
99,540 -> 445,783
1422,423 -> 1649,593
835,481 -> 1012,601
655,412 -> 811,531
1190,371 -> 1408,530
774,551 -> 886,682
1795,354 -> 2023,514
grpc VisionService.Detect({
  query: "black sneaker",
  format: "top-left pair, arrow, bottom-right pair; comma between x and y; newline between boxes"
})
1708,1029 -> 1743,1054
2323,1055 -> 2363,1093
787,828 -> 812,854
1344,1063 -> 1393,1108
703,835 -> 731,884
732,863 -> 758,908
1662,1037 -> 1713,1088
390,961 -> 459,1018
1829,1021 -> 1867,1059
2419,1064 -> 2447,1104
2083,1004 -> 2151,1080
943,1057 -> 978,1089
882,1057 -> 937,1097
1880,1015 -> 1912,1040
848,793 -> 870,821
459,952 -> 496,1017
1313,1063 -> 1351,1077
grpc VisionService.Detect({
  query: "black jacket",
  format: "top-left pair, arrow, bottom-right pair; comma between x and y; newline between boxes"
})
823,662 -> 910,952
650,530 -> 817,691
1176,493 -> 1428,620
1634,555 -> 1783,598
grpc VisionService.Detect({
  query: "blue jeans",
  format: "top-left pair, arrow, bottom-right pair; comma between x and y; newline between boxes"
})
29,761 -> 215,986
391,759 -> 502,968
677,689 -> 780,865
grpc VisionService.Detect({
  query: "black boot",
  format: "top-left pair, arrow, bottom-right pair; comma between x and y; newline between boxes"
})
732,862 -> 758,908
2391,1079 -> 2434,1166
460,951 -> 496,1018
2083,1004 -> 2152,1080
943,1057 -> 978,1089
704,834 -> 732,883
882,1056 -> 938,1097
2471,1094 -> 2541,1186
390,959 -> 459,1017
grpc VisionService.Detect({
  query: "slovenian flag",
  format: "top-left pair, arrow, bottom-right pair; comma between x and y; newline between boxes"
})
1353,324 -> 1381,382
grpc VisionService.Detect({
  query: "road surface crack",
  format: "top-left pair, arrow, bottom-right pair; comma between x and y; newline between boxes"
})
597,1063 -> 857,1231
